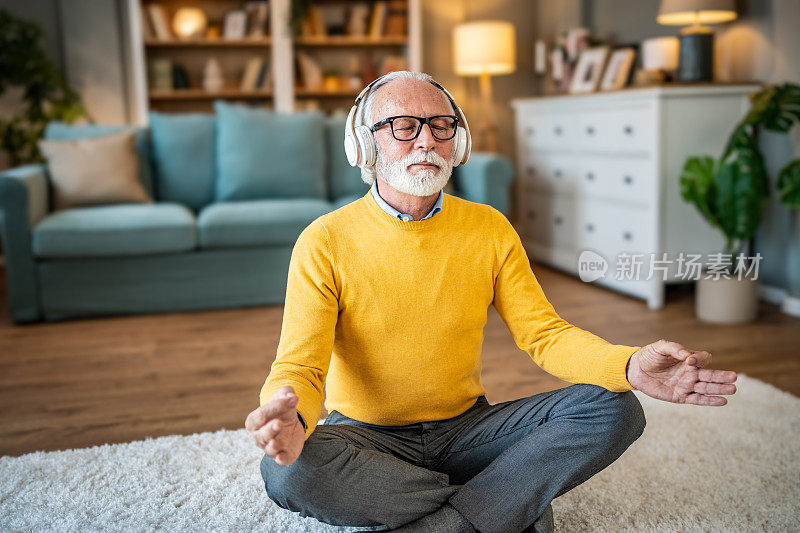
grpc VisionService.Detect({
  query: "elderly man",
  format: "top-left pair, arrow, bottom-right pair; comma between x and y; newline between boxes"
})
245,71 -> 738,533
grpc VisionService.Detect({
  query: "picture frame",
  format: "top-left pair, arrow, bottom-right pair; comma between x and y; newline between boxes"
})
569,46 -> 610,94
222,9 -> 247,40
600,47 -> 637,91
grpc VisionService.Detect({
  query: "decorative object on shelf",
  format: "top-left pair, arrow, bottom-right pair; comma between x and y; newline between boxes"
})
545,27 -> 596,94
0,7 -> 87,167
569,46 -> 609,94
145,4 -> 175,40
289,0 -> 312,37
222,8 -> 248,39
534,39 -> 546,75
453,20 -> 516,152
172,63 -> 190,89
323,68 -> 341,91
641,36 -> 679,72
657,0 -> 737,82
172,7 -> 207,40
600,47 -> 636,91
679,83 -> 800,323
206,18 -> 222,40
203,58 -> 224,92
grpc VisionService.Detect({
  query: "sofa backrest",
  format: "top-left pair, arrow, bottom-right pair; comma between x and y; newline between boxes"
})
324,113 -> 369,200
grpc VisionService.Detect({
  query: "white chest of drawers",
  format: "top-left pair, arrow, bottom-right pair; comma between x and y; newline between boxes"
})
511,85 -> 760,309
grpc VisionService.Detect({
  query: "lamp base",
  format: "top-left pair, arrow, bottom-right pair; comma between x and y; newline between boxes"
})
677,28 -> 714,82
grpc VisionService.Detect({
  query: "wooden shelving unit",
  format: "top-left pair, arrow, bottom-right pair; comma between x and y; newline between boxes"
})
125,0 -> 421,121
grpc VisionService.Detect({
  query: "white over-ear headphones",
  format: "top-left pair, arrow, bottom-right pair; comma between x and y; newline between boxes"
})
344,74 -> 472,169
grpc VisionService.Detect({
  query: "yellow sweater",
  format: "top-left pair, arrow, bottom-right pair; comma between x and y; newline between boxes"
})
260,190 -> 641,441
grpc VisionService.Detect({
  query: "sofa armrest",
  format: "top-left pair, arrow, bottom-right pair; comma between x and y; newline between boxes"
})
0,163 -> 49,322
453,152 -> 514,217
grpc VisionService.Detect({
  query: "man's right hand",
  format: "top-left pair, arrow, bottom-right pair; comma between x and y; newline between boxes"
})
245,385 -> 306,466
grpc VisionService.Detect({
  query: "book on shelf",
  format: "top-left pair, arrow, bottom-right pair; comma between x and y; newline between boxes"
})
148,58 -> 173,91
244,1 -> 270,38
146,4 -> 175,40
368,2 -> 387,38
346,3 -> 370,37
379,55 -> 409,75
240,57 -> 271,90
384,0 -> 407,37
296,51 -> 323,90
140,5 -> 154,39
300,6 -> 327,37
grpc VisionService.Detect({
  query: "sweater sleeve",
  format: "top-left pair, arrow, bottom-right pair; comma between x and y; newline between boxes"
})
260,220 -> 339,440
491,211 -> 640,392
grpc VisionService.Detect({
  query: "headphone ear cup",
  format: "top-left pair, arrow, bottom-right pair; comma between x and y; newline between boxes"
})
452,126 -> 468,167
354,125 -> 376,168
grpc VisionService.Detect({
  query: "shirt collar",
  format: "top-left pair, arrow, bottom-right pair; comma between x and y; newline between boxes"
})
370,179 -> 443,222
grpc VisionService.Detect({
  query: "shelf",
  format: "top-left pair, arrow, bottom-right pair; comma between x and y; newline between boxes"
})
144,38 -> 271,47
294,35 -> 407,47
149,88 -> 274,100
295,87 -> 361,98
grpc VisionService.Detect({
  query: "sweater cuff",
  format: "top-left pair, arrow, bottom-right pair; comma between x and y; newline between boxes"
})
602,345 -> 640,392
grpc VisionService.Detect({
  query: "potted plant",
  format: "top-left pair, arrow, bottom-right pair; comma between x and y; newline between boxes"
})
680,83 -> 800,324
778,154 -> 800,317
0,7 -> 87,167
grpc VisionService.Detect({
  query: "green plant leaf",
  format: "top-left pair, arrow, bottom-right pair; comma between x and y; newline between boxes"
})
714,149 -> 767,244
778,159 -> 800,208
742,83 -> 800,133
680,155 -> 721,229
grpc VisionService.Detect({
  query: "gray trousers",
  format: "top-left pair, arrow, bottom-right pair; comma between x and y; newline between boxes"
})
260,383 -> 646,533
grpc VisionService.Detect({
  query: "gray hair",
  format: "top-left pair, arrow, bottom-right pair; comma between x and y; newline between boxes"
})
356,71 -> 456,185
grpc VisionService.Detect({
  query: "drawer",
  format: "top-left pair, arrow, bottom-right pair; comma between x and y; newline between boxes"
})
575,199 -> 654,255
518,112 -> 575,150
520,153 -> 578,193
521,187 -> 578,249
575,157 -> 655,206
574,105 -> 655,154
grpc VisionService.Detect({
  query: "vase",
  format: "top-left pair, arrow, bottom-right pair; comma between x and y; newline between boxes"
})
696,270 -> 759,324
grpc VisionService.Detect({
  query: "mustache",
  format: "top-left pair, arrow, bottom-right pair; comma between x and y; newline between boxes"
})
403,151 -> 448,168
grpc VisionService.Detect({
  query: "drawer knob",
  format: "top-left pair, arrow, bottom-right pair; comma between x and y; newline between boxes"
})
527,210 -> 537,220
586,126 -> 595,136
585,172 -> 595,181
527,127 -> 535,136
623,231 -> 633,241
553,126 -> 563,136
623,125 -> 634,135
586,223 -> 595,232
527,166 -> 535,176
554,216 -> 563,226
554,169 -> 563,179
623,175 -> 633,185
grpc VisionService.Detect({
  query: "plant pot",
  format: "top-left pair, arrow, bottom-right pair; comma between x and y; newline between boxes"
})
695,272 -> 759,324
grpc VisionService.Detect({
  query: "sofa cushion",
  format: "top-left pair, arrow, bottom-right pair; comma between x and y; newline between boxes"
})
197,198 -> 331,249
325,113 -> 369,200
32,203 -> 196,258
44,122 -> 155,198
37,130 -> 153,210
148,111 -> 216,211
214,101 -> 327,201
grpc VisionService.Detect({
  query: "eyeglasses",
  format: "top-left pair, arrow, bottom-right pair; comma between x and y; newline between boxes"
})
370,115 -> 459,141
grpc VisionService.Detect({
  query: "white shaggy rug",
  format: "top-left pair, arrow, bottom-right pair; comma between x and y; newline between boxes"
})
1,373 -> 798,532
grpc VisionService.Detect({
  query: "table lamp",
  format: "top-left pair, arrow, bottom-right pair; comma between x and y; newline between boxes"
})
453,21 -> 516,152
657,0 -> 737,82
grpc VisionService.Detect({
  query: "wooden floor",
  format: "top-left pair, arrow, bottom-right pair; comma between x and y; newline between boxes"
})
1,263 -> 799,457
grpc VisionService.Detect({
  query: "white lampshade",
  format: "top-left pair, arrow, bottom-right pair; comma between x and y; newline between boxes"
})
641,36 -> 680,70
453,21 -> 516,76
657,0 -> 737,26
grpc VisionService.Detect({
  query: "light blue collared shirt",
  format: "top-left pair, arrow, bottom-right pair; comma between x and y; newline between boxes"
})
370,180 -> 443,221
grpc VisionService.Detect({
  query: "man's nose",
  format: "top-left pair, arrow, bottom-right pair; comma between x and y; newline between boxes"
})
414,122 -> 437,151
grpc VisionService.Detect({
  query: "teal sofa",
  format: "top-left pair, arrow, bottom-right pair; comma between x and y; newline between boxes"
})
0,102 -> 515,323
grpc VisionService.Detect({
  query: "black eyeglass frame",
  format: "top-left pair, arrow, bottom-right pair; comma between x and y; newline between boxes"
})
370,114 -> 460,141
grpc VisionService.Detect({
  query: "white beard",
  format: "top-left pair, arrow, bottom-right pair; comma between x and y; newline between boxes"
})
375,144 -> 454,197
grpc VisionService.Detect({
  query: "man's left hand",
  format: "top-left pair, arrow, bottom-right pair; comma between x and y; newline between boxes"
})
626,339 -> 737,406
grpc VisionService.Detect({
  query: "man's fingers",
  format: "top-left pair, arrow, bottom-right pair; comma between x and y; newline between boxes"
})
698,368 -> 738,384
653,339 -> 689,360
245,395 -> 298,432
684,392 -> 727,406
694,381 -> 737,395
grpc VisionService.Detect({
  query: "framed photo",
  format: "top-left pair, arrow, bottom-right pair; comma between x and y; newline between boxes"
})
600,48 -> 637,91
569,46 -> 610,94
222,9 -> 247,39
